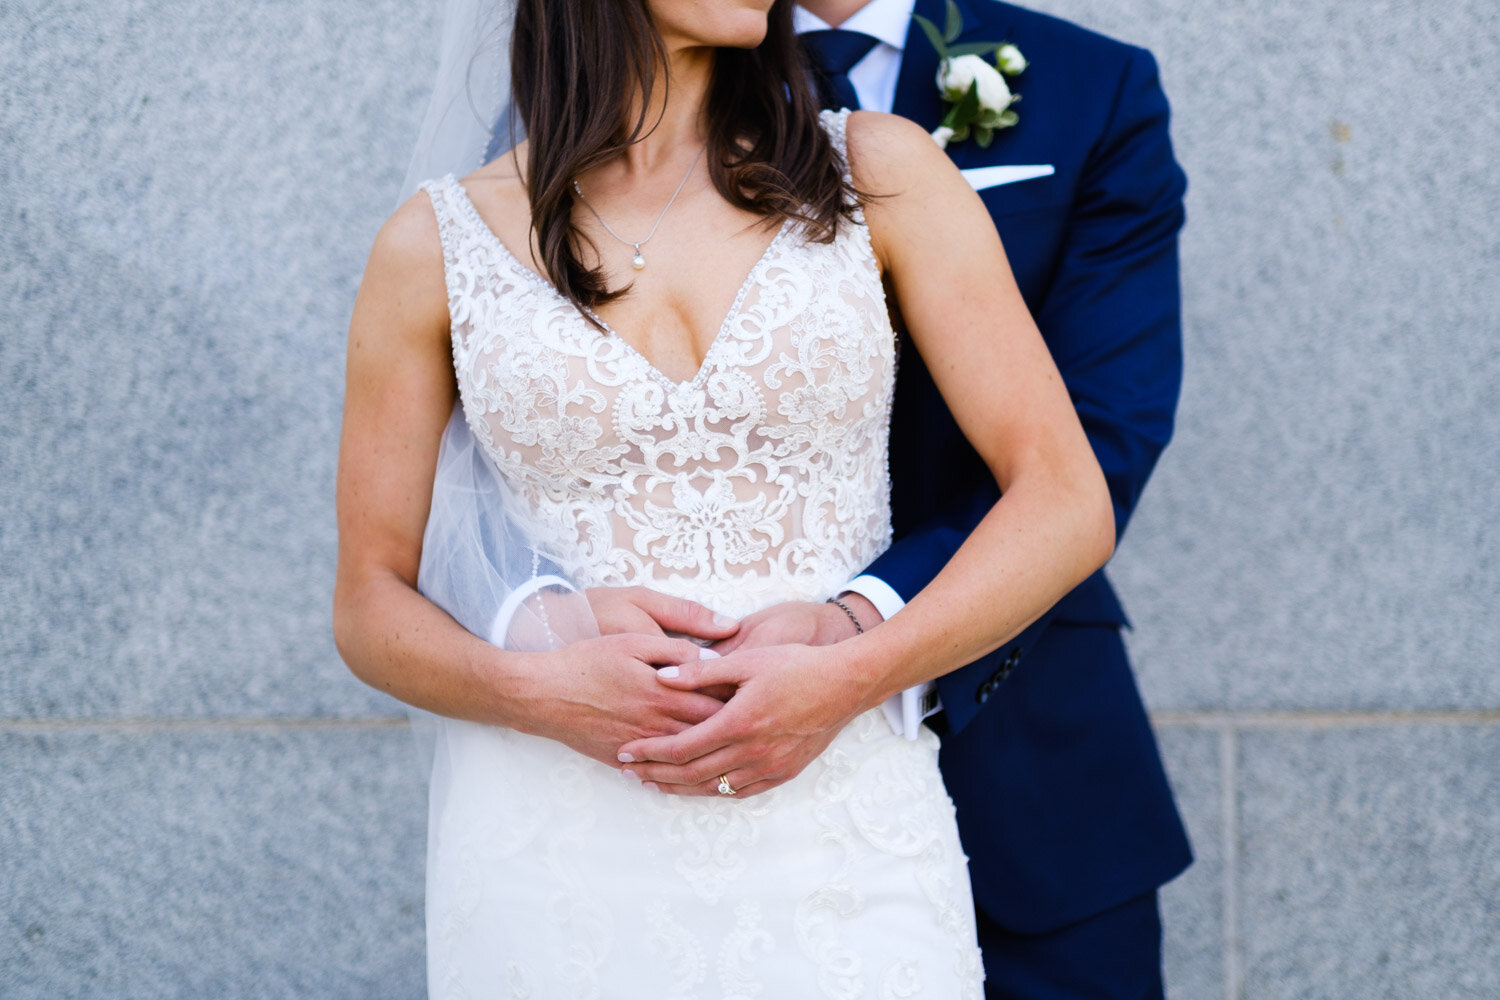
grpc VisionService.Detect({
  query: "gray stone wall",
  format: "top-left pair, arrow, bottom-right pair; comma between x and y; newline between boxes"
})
1027,0 -> 1500,995
3,2 -> 437,995
2,0 -> 1494,997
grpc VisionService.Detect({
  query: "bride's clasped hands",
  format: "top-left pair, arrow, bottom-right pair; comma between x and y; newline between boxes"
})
491,627 -> 726,769
583,590 -> 883,798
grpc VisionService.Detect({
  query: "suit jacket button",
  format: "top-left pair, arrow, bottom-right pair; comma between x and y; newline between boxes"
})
1004,647 -> 1021,668
976,681 -> 995,703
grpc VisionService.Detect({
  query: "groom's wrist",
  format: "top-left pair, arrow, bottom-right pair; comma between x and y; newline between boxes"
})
829,592 -> 881,638
840,575 -> 904,624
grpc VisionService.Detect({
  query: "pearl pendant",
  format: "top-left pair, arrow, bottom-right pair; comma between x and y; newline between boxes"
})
631,252 -> 646,270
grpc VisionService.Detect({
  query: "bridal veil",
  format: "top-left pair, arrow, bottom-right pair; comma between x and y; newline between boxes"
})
401,0 -> 600,775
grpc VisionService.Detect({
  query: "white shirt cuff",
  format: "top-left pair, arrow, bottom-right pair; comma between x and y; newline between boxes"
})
840,575 -> 943,740
842,574 -> 906,623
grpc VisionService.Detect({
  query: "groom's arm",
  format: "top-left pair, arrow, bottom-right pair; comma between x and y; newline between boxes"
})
616,48 -> 1186,794
865,44 -> 1186,734
615,48 -> 1188,797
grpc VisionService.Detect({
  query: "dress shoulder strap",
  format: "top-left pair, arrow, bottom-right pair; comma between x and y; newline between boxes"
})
419,175 -> 504,359
818,108 -> 855,185
817,108 -> 867,227
418,175 -> 473,276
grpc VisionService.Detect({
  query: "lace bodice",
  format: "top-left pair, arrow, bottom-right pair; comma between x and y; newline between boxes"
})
417,114 -> 980,998
422,111 -> 896,617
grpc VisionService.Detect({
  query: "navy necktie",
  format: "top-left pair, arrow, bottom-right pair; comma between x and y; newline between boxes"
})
800,30 -> 880,111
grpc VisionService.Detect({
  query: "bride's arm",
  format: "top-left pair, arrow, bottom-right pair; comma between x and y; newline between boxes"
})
846,111 -> 1116,678
332,194 -> 723,765
619,111 -> 1114,794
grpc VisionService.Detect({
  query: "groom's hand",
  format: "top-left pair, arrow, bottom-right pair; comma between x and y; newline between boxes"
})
614,641 -> 878,797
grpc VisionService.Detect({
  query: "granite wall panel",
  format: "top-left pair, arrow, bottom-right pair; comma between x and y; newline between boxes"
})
1026,0 -> 1500,712
1237,725 -> 1500,999
0,725 -> 426,999
1,0 -> 442,720
1156,724 -> 1227,1000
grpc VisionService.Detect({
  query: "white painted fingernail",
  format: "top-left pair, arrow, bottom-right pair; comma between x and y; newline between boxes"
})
643,781 -> 660,792
712,612 -> 737,628
697,648 -> 720,660
621,769 -> 638,781
617,752 -> 635,763
659,666 -> 681,678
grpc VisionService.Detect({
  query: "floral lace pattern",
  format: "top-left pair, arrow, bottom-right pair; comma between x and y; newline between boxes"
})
419,111 -> 983,999
423,113 -> 893,618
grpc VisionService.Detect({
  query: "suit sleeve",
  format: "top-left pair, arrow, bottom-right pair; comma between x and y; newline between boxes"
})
865,47 -> 1187,734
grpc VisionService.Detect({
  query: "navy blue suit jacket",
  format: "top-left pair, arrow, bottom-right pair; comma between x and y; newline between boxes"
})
867,0 -> 1193,932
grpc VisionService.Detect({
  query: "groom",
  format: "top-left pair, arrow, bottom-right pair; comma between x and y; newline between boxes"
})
618,0 -> 1194,995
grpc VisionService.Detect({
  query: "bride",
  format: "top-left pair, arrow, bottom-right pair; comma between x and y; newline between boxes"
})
333,0 -> 1114,994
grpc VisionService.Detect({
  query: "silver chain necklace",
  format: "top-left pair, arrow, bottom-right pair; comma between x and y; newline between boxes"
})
572,146 -> 706,271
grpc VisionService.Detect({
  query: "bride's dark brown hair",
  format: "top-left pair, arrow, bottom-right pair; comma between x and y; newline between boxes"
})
511,0 -> 857,315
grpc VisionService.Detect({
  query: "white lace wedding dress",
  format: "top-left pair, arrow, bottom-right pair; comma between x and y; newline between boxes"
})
417,111 -> 983,999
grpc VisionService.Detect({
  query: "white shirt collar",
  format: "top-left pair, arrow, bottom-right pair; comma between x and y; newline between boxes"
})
793,0 -> 917,52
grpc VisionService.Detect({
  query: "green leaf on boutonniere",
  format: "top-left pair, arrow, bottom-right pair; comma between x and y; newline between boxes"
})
976,97 -> 1020,129
944,0 -> 963,43
915,0 -> 965,55
912,14 -> 948,58
975,125 -> 995,148
940,79 -> 983,132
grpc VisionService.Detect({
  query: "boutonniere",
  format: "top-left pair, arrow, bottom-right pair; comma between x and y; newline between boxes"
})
913,0 -> 1027,149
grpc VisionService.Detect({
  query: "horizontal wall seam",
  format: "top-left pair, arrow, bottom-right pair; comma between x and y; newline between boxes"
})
0,717 -> 410,731
2,710 -> 1497,732
1151,710 -> 1500,727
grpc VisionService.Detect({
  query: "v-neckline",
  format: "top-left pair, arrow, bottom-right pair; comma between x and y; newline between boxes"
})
445,176 -> 794,390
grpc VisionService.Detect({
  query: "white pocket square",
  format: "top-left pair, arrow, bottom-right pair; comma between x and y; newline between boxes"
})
961,164 -> 1055,191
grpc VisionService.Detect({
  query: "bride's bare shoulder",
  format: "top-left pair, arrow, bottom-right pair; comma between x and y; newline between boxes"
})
361,191 -> 446,308
354,192 -> 449,348
379,189 -> 443,260
842,112 -> 982,273
369,139 -> 532,284
843,110 -> 958,194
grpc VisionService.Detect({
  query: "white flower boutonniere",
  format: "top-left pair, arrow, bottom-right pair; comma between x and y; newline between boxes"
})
914,0 -> 1027,149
